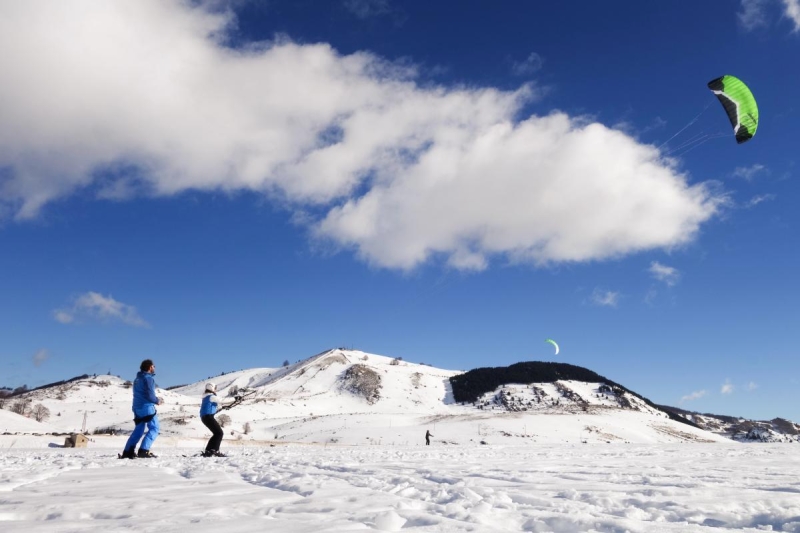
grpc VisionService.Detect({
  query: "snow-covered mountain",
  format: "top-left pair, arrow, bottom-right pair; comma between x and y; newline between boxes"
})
659,405 -> 800,443
1,348 -> 791,446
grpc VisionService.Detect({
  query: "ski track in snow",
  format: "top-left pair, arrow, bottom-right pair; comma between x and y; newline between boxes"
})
1,444 -> 800,532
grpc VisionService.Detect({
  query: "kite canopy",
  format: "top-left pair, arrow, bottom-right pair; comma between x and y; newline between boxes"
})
707,75 -> 758,144
545,338 -> 559,355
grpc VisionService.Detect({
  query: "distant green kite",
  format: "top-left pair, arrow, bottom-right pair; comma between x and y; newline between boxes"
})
707,75 -> 758,144
545,338 -> 559,355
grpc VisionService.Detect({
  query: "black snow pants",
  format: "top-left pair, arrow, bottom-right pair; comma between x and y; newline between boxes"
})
201,414 -> 224,452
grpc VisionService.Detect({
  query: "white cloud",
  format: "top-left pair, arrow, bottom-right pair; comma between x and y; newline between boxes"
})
649,261 -> 680,286
0,1 -> 723,271
746,381 -> 759,391
54,292 -> 149,328
680,390 -> 707,403
745,193 -> 776,208
739,0 -> 772,30
784,0 -> 800,30
512,52 -> 544,76
721,380 -> 734,394
53,310 -> 74,324
590,288 -> 620,307
732,164 -> 768,181
33,348 -> 50,367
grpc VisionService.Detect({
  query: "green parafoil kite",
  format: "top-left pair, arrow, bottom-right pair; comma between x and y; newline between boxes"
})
545,338 -> 559,355
707,75 -> 758,144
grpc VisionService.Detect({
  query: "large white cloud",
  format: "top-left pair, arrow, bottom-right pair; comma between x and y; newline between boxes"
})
0,1 -> 722,270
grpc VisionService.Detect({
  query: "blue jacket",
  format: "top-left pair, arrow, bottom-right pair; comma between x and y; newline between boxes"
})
132,371 -> 159,418
200,393 -> 220,417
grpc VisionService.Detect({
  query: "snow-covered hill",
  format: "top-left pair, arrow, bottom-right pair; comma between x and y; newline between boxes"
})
665,408 -> 800,443
472,380 -> 667,419
1,348 -> 788,447
0,408 -> 59,434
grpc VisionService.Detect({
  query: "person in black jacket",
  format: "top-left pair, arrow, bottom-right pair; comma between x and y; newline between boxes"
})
425,429 -> 433,445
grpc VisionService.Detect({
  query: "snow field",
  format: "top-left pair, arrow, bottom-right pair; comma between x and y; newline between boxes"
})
1,443 -> 799,532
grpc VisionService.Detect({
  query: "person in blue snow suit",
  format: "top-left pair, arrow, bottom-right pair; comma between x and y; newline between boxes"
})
119,359 -> 163,459
200,382 -> 236,457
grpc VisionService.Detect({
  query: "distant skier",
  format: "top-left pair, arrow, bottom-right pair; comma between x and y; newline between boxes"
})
200,382 -> 238,457
119,359 -> 162,459
425,429 -> 433,445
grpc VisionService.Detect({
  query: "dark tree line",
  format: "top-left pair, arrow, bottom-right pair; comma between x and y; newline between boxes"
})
2,375 -> 90,398
449,361 -> 618,403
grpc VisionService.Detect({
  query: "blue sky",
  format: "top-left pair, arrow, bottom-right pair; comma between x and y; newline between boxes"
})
1,0 -> 798,421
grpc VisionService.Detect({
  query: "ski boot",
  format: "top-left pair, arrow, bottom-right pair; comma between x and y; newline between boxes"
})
201,450 -> 227,458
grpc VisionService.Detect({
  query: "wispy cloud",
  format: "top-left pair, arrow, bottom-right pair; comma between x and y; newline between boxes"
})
54,292 -> 150,328
745,194 -> 776,208
590,288 -> 620,307
649,261 -> 680,286
739,0 -> 772,30
511,52 -> 544,76
784,0 -> 800,30
746,381 -> 759,391
0,2 -> 724,272
732,164 -> 768,181
643,287 -> 658,306
343,0 -> 393,19
681,390 -> 707,403
721,380 -> 734,395
33,348 -> 50,367
739,0 -> 800,31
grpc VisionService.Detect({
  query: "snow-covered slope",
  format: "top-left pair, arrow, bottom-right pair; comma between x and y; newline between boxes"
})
173,366 -> 282,397
473,380 -> 668,418
0,349 -> 773,446
673,411 -> 800,443
0,408 -> 60,434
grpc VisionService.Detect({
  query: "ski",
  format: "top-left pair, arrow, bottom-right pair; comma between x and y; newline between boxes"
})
181,451 -> 228,458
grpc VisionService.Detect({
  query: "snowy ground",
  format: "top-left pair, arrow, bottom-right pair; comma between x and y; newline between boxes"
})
2,352 -> 797,531
2,440 -> 799,532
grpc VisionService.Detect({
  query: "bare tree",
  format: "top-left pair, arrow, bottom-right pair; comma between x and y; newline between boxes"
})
217,414 -> 231,428
10,398 -> 32,416
32,403 -> 51,422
